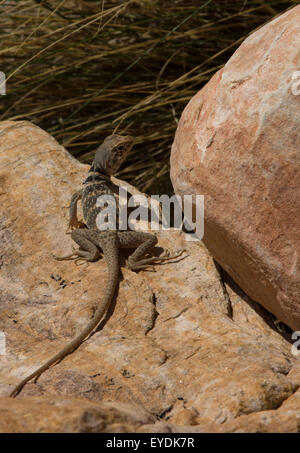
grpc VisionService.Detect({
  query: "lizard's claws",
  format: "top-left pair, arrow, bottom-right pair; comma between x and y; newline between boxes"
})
74,258 -> 89,266
66,220 -> 86,234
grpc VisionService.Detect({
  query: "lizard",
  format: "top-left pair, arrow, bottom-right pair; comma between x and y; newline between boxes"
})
10,134 -> 183,397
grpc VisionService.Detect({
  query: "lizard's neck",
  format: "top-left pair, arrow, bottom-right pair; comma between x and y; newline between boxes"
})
83,163 -> 111,185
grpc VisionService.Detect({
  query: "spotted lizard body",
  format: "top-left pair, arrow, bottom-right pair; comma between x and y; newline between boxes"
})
10,135 -> 182,397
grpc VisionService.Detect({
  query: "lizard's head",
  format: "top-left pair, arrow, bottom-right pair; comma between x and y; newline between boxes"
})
94,134 -> 134,176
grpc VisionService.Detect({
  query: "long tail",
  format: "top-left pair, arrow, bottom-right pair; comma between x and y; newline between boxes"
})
9,253 -> 119,398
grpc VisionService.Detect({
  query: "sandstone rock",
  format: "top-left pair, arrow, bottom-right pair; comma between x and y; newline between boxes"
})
140,368 -> 300,433
0,397 -> 152,433
139,388 -> 300,433
0,120 -> 299,433
170,5 -> 300,331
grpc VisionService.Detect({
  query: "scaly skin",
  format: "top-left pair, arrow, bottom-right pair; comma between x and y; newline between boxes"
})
10,135 -> 183,397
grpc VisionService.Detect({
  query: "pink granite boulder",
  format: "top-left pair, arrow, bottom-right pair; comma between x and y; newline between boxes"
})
170,6 -> 300,330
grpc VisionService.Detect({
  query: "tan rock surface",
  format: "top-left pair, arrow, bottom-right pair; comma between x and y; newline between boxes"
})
0,397 -> 152,433
170,6 -> 300,330
0,120 -> 299,433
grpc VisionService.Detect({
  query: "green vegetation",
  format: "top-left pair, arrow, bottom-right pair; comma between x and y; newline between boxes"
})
0,0 -> 296,193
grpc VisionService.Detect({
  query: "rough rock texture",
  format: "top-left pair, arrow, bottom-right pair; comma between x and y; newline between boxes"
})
170,6 -> 300,330
0,397 -> 152,433
0,120 -> 299,433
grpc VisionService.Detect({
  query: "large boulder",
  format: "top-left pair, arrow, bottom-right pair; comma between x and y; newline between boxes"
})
170,5 -> 300,330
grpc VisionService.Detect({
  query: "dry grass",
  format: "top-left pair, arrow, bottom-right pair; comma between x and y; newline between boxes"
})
0,0 -> 297,193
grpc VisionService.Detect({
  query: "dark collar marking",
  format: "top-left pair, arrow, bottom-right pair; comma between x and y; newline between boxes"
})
84,174 -> 107,184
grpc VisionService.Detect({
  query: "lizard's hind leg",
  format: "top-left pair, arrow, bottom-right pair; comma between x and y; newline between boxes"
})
118,231 -> 183,271
54,229 -> 101,263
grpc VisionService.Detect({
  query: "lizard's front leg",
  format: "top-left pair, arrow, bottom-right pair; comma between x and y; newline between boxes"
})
67,189 -> 85,231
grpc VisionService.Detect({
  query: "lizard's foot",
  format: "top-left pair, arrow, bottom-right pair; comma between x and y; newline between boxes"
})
53,245 -> 79,261
66,219 -> 86,234
127,249 -> 186,272
154,248 -> 186,262
54,246 -> 101,264
73,253 -> 101,265
126,257 -> 156,272
74,248 -> 101,263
